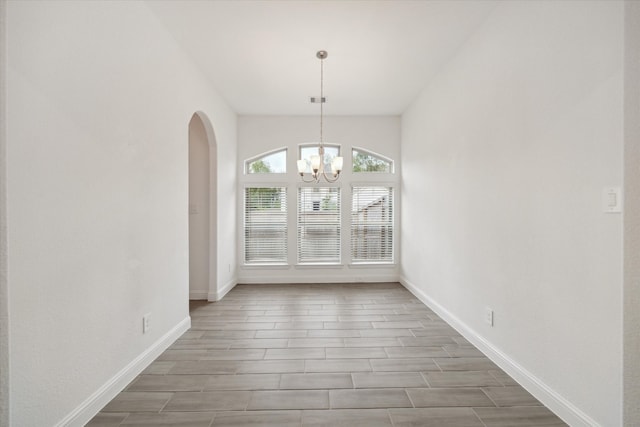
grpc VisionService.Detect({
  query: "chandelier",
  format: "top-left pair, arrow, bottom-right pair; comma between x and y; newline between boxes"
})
297,50 -> 343,183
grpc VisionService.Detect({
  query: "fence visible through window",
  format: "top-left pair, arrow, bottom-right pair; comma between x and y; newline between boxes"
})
351,186 -> 393,263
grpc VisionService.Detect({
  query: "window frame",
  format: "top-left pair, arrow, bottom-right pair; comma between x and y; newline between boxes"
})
244,147 -> 288,175
240,144 -> 398,271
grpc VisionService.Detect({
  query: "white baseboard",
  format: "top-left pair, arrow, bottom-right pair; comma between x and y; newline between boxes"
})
189,290 -> 209,300
399,276 -> 600,427
209,277 -> 237,301
55,316 -> 191,427
236,275 -> 400,284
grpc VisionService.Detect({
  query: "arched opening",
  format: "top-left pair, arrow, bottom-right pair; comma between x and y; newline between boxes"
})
188,112 -> 217,300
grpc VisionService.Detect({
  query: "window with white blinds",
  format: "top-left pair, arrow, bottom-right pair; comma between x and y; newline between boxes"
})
244,187 -> 287,264
298,187 -> 341,263
351,187 -> 393,263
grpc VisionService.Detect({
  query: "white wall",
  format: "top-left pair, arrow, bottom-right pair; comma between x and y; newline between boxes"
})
6,1 -> 236,425
215,117 -> 236,300
188,115 -> 210,300
0,1 -> 9,425
401,1 -> 623,426
624,2 -> 640,425
238,115 -> 400,283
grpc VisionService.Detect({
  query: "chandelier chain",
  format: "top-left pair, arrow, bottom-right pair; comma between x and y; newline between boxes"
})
297,50 -> 342,183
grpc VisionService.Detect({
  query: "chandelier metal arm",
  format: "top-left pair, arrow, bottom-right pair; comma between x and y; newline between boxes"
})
320,170 -> 340,183
298,171 -> 340,184
299,172 -> 319,183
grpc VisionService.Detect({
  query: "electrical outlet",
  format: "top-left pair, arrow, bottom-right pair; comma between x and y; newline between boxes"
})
228,264 -> 231,273
143,313 -> 151,334
485,307 -> 494,327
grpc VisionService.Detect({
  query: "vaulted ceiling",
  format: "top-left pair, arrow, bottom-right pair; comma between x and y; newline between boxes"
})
146,0 -> 498,116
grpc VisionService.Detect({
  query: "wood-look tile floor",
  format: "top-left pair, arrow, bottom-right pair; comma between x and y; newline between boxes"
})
88,283 -> 567,426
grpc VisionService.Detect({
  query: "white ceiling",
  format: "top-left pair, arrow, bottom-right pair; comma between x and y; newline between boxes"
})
146,0 -> 498,116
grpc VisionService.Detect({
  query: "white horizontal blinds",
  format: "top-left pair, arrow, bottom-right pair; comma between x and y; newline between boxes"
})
244,187 -> 287,264
351,187 -> 393,263
298,187 -> 341,263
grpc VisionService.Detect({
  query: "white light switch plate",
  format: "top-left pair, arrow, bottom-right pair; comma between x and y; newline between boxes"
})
603,187 -> 622,213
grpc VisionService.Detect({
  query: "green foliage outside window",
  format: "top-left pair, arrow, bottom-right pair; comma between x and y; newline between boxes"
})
247,187 -> 282,210
352,150 -> 390,172
249,159 -> 273,173
321,194 -> 338,211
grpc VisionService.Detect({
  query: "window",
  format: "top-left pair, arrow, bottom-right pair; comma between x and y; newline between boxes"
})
246,149 -> 287,174
352,148 -> 392,173
298,187 -> 341,263
244,187 -> 287,264
242,143 -> 397,268
299,144 -> 340,174
351,187 -> 393,263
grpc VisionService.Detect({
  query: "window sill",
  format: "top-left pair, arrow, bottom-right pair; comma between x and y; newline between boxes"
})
242,263 -> 290,270
349,262 -> 396,268
295,263 -> 344,269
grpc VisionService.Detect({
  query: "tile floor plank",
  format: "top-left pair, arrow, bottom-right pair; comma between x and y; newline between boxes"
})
388,407 -> 485,427
482,386 -> 542,407
352,372 -> 428,388
85,413 -> 129,426
433,357 -> 499,371
305,358 -> 372,373
343,337 -> 401,347
406,388 -> 496,408
280,373 -> 353,389
301,409 -> 393,426
370,358 -> 440,372
212,410 -> 301,427
229,338 -> 289,349
264,348 -> 326,360
119,412 -> 216,426
473,406 -> 568,426
163,391 -> 251,411
126,375 -> 209,392
325,347 -> 387,359
384,346 -> 449,358
329,389 -> 412,409
101,392 -> 173,412
203,374 -> 281,391
424,371 -> 503,388
247,390 -> 330,410
236,360 -> 305,374
288,338 -> 344,348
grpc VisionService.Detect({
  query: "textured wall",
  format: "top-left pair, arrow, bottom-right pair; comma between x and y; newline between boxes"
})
624,2 -> 640,425
0,0 -> 9,425
401,2 -> 623,425
6,1 -> 236,425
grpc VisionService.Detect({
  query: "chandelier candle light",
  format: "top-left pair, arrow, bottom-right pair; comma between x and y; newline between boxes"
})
297,50 -> 344,183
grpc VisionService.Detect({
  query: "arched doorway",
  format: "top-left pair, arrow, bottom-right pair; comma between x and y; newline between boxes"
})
188,112 -> 217,300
